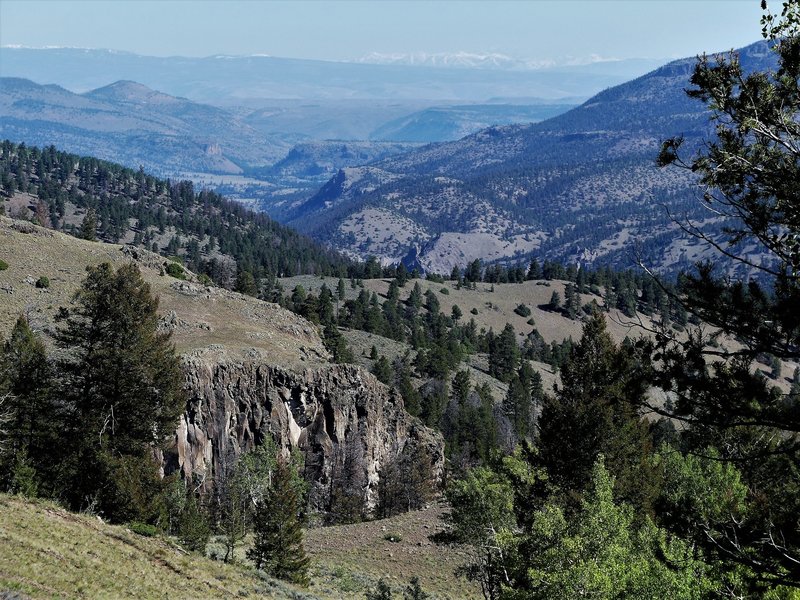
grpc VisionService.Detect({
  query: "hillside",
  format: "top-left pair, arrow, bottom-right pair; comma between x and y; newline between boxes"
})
0,141 -> 354,283
368,102 -> 577,143
0,494 -> 310,599
0,215 -> 325,367
288,41 -> 777,276
0,493 -> 478,600
0,218 -> 475,599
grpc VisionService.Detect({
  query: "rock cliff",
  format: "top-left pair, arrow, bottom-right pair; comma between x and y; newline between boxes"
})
170,348 -> 444,514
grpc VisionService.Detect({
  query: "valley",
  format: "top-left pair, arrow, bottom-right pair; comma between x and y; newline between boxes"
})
1,2 -> 799,597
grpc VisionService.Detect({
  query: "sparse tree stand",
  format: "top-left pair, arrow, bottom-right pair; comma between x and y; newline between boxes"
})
247,457 -> 310,586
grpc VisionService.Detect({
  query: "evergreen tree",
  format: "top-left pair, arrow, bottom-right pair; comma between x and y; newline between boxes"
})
371,355 -> 393,385
536,312 -> 655,513
0,316 -> 54,484
54,263 -> 185,516
548,290 -> 561,312
653,3 -> 800,586
489,323 -> 520,383
248,457 -> 310,585
79,207 -> 97,241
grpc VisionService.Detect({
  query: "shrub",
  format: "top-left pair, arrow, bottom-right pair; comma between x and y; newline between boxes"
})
165,262 -> 186,280
197,273 -> 212,286
35,276 -> 50,289
0,259 -> 8,270
383,532 -> 402,542
514,303 -> 531,317
128,521 -> 158,537
440,287 -> 449,295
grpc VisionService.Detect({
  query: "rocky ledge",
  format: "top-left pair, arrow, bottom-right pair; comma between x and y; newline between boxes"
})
169,349 -> 444,514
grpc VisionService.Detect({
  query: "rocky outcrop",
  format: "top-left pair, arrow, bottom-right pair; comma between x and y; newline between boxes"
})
169,350 -> 444,513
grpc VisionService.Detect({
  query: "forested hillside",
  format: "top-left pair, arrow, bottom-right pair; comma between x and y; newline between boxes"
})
0,141 -> 356,285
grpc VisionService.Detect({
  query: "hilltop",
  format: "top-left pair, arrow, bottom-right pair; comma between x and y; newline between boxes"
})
0,77 -> 272,175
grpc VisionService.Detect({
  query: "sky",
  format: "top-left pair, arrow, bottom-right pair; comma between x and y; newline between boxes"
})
0,0 -> 765,65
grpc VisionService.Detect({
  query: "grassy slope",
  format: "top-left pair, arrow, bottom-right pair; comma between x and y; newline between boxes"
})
280,274 -> 798,394
0,216 -> 326,370
0,223 -> 478,599
0,494 -> 312,600
0,494 -> 478,600
304,503 -> 480,599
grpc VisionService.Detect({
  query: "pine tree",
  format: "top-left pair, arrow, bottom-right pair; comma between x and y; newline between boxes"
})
79,207 -> 97,241
0,316 -> 56,490
248,458 -> 310,585
55,262 -> 185,515
372,355 -> 393,385
536,312 -> 654,513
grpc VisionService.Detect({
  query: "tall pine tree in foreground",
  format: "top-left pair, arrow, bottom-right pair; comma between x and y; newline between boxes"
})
537,312 -> 655,514
55,262 -> 185,516
655,0 -> 800,588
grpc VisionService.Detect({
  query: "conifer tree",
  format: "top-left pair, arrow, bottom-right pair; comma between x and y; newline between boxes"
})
248,457 -> 310,585
55,262 -> 185,514
0,316 -> 53,472
79,207 -> 97,241
536,312 -> 654,513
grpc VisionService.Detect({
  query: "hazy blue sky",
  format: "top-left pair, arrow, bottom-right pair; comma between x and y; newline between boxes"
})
0,1 -> 764,64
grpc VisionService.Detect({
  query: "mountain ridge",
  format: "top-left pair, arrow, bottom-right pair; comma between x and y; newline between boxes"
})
287,40 -> 776,276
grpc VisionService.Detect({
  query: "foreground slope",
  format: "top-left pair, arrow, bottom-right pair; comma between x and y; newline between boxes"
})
0,493 -> 479,600
0,495 -> 311,600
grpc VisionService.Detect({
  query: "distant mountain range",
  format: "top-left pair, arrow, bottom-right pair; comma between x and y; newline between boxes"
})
0,47 -> 658,104
355,51 -> 665,74
0,77 -> 277,176
285,40 -> 777,276
0,76 -> 578,195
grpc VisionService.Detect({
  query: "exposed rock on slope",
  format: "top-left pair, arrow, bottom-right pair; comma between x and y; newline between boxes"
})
0,217 -> 443,513
175,352 -> 443,512
290,41 -> 777,276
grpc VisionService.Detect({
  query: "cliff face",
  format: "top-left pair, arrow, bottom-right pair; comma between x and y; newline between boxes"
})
170,349 -> 444,513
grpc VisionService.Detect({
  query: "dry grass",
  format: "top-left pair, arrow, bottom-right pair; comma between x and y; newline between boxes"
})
0,494 -> 312,599
0,493 -> 477,600
305,503 -> 480,600
0,216 -> 327,370
280,275 -> 649,347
